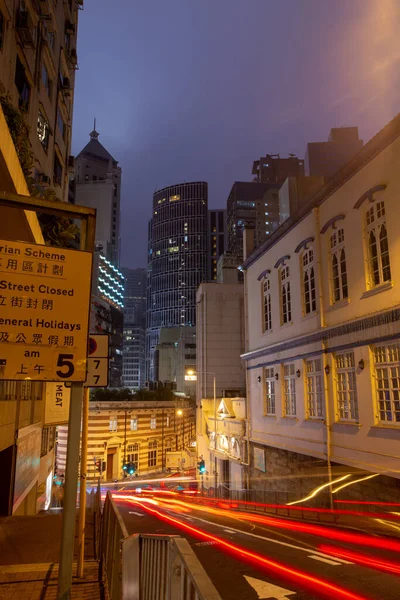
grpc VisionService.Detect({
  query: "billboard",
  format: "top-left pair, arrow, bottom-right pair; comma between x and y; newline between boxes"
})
44,382 -> 71,425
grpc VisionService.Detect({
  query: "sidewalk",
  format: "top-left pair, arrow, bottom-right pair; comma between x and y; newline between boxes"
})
0,510 -> 106,599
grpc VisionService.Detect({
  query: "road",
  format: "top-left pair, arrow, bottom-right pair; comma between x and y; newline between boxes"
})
113,490 -> 400,600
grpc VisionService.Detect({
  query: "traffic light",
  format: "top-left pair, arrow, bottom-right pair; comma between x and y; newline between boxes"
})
198,459 -> 206,474
123,463 -> 128,471
95,459 -> 101,472
128,462 -> 135,475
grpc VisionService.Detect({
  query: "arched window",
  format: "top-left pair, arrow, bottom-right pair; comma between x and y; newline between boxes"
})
280,266 -> 291,324
366,201 -> 391,286
330,229 -> 348,302
302,249 -> 316,314
262,278 -> 272,332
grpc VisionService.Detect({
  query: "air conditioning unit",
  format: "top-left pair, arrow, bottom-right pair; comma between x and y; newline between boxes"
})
69,49 -> 78,67
38,173 -> 51,185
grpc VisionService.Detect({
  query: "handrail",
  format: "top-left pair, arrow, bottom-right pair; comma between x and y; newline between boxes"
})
101,491 -> 222,600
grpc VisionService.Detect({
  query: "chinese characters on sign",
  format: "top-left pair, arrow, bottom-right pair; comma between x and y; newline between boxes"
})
0,240 -> 92,381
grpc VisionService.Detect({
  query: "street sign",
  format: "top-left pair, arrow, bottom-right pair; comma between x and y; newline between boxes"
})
0,239 -> 92,381
85,334 -> 109,387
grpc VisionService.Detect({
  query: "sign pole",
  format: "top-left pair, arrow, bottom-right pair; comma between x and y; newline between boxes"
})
57,383 -> 84,600
77,386 -> 89,578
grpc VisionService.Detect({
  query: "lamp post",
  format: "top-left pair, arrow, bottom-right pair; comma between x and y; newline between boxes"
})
176,409 -> 184,452
202,371 -> 217,495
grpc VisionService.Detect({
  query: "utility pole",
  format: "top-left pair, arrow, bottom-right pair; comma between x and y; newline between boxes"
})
77,387 -> 89,578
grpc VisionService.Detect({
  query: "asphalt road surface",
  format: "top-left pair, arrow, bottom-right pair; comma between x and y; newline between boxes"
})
114,491 -> 400,600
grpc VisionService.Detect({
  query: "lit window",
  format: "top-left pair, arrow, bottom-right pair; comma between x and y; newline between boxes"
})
150,417 -> 156,429
166,415 -> 170,427
335,353 -> 358,421
37,110 -> 50,150
130,417 -> 138,431
262,278 -> 272,332
264,367 -> 275,415
365,201 -> 391,287
169,194 -> 180,202
280,266 -> 291,325
306,358 -> 323,418
330,229 -> 348,302
109,416 -> 117,432
283,363 -> 296,416
302,248 -> 316,315
373,344 -> 400,424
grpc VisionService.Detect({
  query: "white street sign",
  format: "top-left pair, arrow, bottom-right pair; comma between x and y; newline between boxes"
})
0,239 -> 92,381
244,576 -> 296,599
85,357 -> 108,387
85,334 -> 109,387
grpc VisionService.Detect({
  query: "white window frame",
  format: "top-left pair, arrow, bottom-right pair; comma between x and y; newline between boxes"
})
305,358 -> 323,418
150,416 -> 156,430
302,248 -> 316,315
335,352 -> 359,421
166,415 -> 170,427
330,228 -> 348,303
373,344 -> 400,425
264,367 -> 276,415
280,265 -> 291,325
109,416 -> 117,432
127,443 -> 139,468
283,363 -> 296,416
130,417 -> 138,431
262,278 -> 272,332
365,200 -> 391,287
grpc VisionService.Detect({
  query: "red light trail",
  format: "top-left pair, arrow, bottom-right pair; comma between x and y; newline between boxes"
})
320,545 -> 400,576
115,494 -> 369,600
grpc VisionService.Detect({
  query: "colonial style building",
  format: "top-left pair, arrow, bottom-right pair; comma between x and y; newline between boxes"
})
241,113 -> 400,504
57,399 -> 195,481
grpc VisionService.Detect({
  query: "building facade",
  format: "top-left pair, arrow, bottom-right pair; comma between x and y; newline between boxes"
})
0,0 -> 79,202
305,126 -> 363,178
57,399 -> 195,481
226,182 -> 280,261
196,281 -> 247,492
252,153 -> 304,184
156,326 -> 197,397
75,126 -> 121,265
242,113 -> 400,504
122,268 -> 146,390
147,182 -> 208,381
91,252 -> 124,387
207,209 -> 226,280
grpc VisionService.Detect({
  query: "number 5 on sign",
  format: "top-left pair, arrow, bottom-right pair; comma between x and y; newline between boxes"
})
85,357 -> 108,387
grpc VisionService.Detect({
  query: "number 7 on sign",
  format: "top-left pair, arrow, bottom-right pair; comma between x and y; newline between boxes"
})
85,357 -> 108,387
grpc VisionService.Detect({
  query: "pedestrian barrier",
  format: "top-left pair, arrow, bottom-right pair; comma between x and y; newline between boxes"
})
100,491 -> 222,600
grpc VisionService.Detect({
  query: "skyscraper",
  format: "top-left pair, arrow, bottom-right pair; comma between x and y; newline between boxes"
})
207,209 -> 226,280
122,268 -> 147,391
75,125 -> 121,265
305,127 -> 363,177
147,182 -> 208,381
252,153 -> 304,183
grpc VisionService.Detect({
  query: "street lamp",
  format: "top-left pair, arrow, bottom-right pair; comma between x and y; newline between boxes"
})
176,409 -> 184,451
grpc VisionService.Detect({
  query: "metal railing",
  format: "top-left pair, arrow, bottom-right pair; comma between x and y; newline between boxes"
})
101,491 -> 222,600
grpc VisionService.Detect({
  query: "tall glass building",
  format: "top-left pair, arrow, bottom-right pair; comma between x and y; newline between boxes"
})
147,182 -> 208,381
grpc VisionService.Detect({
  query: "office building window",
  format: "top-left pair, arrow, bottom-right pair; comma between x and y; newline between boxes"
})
148,440 -> 157,467
302,249 -> 316,314
335,353 -> 358,421
280,266 -> 291,324
365,201 -> 391,286
306,358 -> 323,418
373,344 -> 400,424
264,367 -> 275,415
263,278 -> 272,332
130,417 -> 138,431
109,416 -> 117,432
283,363 -> 296,416
330,229 -> 348,302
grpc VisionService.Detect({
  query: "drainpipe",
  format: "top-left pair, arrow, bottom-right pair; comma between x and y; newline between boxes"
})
314,206 -> 333,509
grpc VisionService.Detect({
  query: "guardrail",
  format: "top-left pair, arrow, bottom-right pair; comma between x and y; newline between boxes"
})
101,491 -> 222,600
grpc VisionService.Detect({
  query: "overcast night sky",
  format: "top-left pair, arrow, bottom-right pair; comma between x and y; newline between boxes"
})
71,0 -> 400,269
